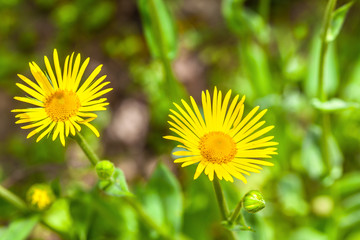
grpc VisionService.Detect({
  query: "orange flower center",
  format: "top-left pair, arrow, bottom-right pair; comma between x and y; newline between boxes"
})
45,90 -> 80,122
199,131 -> 237,164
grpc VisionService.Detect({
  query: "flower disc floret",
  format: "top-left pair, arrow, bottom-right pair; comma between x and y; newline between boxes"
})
45,90 -> 80,122
199,131 -> 237,164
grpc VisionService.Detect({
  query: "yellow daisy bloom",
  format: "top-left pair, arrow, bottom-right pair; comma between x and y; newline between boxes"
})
164,87 -> 278,183
12,49 -> 112,146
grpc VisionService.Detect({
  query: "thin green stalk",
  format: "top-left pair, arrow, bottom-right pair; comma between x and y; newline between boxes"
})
318,0 -> 337,101
228,199 -> 243,225
0,184 -> 27,210
318,0 -> 337,173
72,132 -> 171,239
213,177 -> 230,220
72,132 -> 100,166
212,178 -> 237,240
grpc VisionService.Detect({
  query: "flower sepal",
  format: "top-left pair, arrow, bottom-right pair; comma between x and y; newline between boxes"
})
98,168 -> 133,197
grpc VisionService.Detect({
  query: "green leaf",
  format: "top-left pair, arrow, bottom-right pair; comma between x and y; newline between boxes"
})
327,1 -> 354,42
333,172 -> 360,197
42,199 -> 73,233
277,174 -> 309,216
141,162 -> 183,235
325,133 -> 343,183
342,58 -> 360,101
301,126 -> 325,179
0,215 -> 40,240
238,40 -> 272,97
137,0 -> 177,60
290,227 -> 328,240
340,209 -> 360,229
305,39 -> 339,97
312,98 -> 359,112
70,197 -> 94,240
98,168 -> 133,197
222,0 -> 270,43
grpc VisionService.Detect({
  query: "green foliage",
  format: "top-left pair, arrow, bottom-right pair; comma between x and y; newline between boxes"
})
1,0 -> 360,239
0,215 -> 40,240
137,0 -> 177,60
327,1 -> 354,42
138,162 -> 183,236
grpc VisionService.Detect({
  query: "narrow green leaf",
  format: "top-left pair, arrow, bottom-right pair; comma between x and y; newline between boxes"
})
340,209 -> 360,229
277,174 -> 309,216
327,1 -> 353,42
239,40 -> 272,97
142,162 -> 183,235
70,197 -> 93,240
1,215 -> 40,240
333,172 -> 360,197
301,126 -> 325,179
305,38 -> 339,97
312,98 -> 359,112
137,0 -> 177,60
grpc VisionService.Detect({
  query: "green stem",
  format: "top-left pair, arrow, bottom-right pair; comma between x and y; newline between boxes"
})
212,178 -> 237,240
318,0 -> 337,101
228,199 -> 243,225
318,0 -> 337,174
0,184 -> 27,210
123,197 -> 173,240
213,177 -> 230,220
72,132 -> 100,166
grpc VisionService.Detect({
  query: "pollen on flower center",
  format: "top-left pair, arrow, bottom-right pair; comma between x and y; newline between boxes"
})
199,131 -> 237,164
45,90 -> 80,122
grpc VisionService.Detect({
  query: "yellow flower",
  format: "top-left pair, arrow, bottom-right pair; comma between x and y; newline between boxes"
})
164,87 -> 278,183
27,184 -> 55,210
12,49 -> 112,146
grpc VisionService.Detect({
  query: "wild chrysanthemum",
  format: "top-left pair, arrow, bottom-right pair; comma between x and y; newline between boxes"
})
164,87 -> 278,183
13,49 -> 112,146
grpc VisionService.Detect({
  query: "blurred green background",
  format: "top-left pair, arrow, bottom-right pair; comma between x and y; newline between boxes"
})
1,0 -> 360,239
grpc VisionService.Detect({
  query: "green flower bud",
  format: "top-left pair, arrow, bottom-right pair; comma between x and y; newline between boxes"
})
243,190 -> 265,213
96,160 -> 115,180
26,184 -> 55,211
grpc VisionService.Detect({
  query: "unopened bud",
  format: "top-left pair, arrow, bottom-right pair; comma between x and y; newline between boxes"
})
26,184 -> 55,211
96,160 -> 115,180
243,190 -> 265,213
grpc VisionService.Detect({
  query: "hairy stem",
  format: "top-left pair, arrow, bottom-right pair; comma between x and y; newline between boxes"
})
72,132 -> 100,166
212,178 -> 237,240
